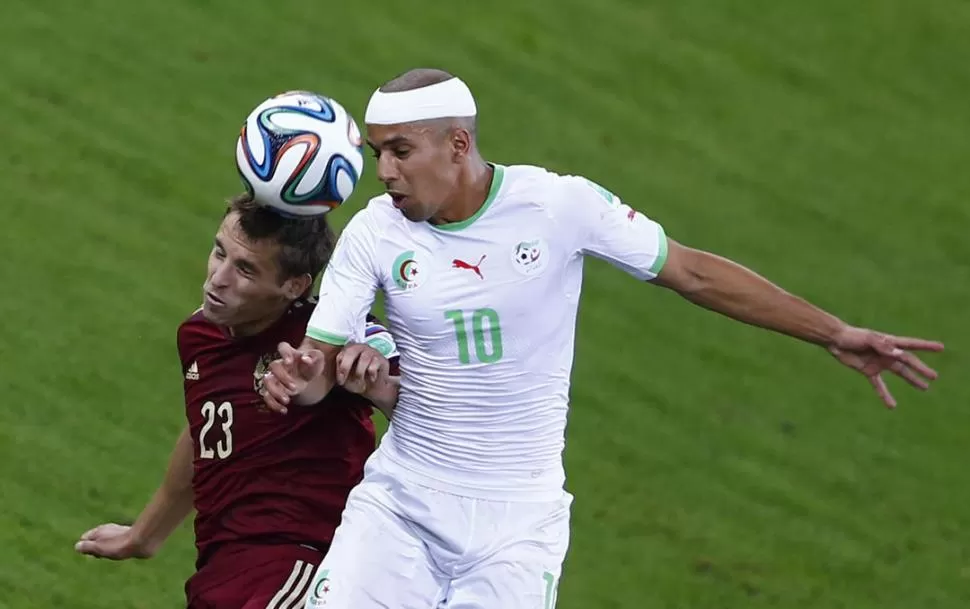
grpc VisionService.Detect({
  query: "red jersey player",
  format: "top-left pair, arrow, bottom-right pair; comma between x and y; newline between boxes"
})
75,193 -> 399,609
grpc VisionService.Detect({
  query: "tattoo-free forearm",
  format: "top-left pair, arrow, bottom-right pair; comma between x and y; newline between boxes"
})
128,426 -> 195,554
364,375 -> 400,419
672,250 -> 847,347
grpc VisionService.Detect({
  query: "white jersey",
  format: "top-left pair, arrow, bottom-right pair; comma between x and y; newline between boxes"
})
307,164 -> 667,501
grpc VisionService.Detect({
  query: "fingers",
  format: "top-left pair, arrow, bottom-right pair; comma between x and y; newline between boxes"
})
261,346 -> 322,415
277,342 -> 299,363
893,352 -> 938,381
367,356 -> 387,384
335,344 -> 388,389
897,366 -> 931,390
870,335 -> 940,381
269,356 -> 311,393
869,332 -> 944,357
75,539 -> 105,556
335,349 -> 355,386
278,342 -> 323,382
269,356 -> 300,392
75,540 -> 127,560
75,540 -> 97,555
355,350 -> 375,384
78,525 -> 105,542
889,361 -> 932,391
868,334 -> 941,380
260,370 -> 291,415
868,373 -> 897,409
75,524 -> 124,557
869,335 -> 907,360
887,335 -> 945,352
78,523 -> 123,542
297,350 -> 326,380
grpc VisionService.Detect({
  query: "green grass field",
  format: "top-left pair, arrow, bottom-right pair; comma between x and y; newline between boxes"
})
1,1 -> 967,607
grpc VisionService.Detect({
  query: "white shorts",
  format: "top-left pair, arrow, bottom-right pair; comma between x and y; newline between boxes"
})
303,449 -> 572,609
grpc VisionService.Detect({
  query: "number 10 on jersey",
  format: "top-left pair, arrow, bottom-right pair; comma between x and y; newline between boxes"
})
445,308 -> 503,364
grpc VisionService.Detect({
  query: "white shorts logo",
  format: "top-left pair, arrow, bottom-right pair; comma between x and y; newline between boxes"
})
512,238 -> 548,276
307,568 -> 332,606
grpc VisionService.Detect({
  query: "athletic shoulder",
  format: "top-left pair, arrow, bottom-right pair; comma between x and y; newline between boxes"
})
499,164 -> 560,196
177,307 -> 221,367
499,164 -> 607,208
178,305 -> 206,327
349,193 -> 400,229
178,307 -> 217,342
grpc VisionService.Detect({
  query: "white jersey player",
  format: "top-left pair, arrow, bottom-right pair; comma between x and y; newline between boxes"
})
260,69 -> 943,609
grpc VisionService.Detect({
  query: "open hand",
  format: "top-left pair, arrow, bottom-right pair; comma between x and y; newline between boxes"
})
261,342 -> 326,414
828,326 -> 944,408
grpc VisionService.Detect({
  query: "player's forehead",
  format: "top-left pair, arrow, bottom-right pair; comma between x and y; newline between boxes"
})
365,122 -> 435,148
216,213 -> 280,268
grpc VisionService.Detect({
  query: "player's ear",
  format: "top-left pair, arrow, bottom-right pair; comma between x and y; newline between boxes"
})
450,127 -> 471,161
282,273 -> 313,300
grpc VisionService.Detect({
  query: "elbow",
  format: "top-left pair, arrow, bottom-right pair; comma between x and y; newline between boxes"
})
675,260 -> 710,297
654,241 -> 711,296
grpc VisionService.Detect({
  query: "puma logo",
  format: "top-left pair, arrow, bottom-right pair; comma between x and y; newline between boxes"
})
452,255 -> 486,280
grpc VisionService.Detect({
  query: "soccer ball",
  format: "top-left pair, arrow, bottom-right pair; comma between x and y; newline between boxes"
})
235,90 -> 365,217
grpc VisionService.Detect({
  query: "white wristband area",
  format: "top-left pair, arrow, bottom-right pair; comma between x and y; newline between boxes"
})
364,77 -> 477,125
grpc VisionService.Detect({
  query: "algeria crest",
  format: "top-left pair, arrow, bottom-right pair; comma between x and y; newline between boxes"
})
392,249 -> 426,291
511,238 -> 548,276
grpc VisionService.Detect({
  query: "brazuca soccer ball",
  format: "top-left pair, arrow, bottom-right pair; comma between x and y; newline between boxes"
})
235,90 -> 365,217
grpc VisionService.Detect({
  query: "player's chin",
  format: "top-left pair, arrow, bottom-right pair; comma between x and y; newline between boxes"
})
400,203 -> 431,223
201,301 -> 233,325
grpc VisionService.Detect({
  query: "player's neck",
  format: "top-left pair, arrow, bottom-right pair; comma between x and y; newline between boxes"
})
226,306 -> 288,339
431,160 -> 494,225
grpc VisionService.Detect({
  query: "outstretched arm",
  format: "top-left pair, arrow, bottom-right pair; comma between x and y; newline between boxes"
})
75,425 -> 194,560
651,239 -> 943,407
560,174 -> 943,408
651,239 -> 846,345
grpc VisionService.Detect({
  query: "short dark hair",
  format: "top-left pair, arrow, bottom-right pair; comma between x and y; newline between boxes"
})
380,68 -> 455,93
224,193 -> 336,281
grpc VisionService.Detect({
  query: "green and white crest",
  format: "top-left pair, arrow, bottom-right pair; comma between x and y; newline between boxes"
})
392,250 -> 423,290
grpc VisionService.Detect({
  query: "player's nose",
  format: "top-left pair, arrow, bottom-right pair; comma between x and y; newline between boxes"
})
376,154 -> 399,184
208,263 -> 232,288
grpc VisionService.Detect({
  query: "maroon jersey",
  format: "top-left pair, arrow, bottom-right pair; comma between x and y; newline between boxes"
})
177,297 -> 395,566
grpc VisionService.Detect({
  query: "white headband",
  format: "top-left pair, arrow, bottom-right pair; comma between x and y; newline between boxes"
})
364,77 -> 477,125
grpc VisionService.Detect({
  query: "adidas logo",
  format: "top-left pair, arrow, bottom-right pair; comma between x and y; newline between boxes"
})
186,361 -> 199,381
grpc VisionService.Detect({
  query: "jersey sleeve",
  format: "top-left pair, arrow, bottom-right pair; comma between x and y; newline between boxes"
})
363,317 -> 401,376
560,175 -> 669,280
306,209 -> 381,346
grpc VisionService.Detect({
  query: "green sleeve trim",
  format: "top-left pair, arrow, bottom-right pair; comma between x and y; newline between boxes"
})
306,328 -> 349,346
648,226 -> 669,275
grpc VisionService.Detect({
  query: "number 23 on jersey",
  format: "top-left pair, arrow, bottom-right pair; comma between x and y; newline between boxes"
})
199,400 -> 234,459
